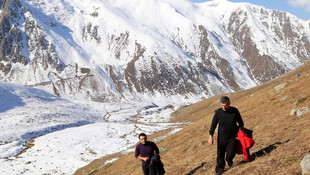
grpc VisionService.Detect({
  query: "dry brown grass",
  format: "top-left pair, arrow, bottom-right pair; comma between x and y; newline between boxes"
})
75,60 -> 310,175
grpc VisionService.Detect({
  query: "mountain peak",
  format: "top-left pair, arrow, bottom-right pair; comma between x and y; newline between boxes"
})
0,0 -> 309,104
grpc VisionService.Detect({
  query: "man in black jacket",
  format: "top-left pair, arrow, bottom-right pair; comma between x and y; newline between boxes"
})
208,96 -> 244,175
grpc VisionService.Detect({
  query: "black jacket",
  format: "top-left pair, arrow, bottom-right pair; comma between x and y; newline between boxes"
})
150,154 -> 165,175
209,106 -> 244,139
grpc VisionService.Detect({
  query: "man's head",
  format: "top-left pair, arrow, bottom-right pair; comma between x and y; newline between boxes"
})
139,133 -> 147,144
220,96 -> 230,111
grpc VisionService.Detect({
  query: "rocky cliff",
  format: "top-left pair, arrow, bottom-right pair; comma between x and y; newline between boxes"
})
0,0 -> 309,104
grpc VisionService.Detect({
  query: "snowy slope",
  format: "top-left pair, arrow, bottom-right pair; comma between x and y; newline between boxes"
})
0,81 -> 184,174
0,82 -> 101,158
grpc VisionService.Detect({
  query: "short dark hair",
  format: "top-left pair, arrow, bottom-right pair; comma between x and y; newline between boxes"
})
139,133 -> 147,138
220,96 -> 230,103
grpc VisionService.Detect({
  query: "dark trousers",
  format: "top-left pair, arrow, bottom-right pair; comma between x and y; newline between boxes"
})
142,163 -> 157,175
216,137 -> 236,172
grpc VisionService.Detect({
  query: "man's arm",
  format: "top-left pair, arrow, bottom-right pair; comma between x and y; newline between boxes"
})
135,145 -> 140,158
208,111 -> 219,146
209,111 -> 219,137
236,109 -> 244,128
154,142 -> 159,155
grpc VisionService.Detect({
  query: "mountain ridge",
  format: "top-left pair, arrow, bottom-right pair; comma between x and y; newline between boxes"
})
0,0 -> 309,105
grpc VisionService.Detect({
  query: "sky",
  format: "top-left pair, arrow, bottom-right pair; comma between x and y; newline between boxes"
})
190,0 -> 310,21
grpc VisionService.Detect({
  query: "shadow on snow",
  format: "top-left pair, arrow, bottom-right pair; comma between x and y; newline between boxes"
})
0,86 -> 25,113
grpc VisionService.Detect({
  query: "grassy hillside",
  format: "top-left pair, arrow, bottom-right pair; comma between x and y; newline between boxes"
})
76,60 -> 310,175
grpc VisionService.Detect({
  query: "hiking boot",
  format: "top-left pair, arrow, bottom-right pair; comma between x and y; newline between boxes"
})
215,168 -> 224,175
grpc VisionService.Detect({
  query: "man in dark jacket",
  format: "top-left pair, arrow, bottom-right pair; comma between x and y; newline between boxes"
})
208,96 -> 244,175
135,133 -> 160,175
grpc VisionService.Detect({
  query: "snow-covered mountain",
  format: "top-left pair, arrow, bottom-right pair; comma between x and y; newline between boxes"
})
0,0 -> 309,103
0,81 -> 182,174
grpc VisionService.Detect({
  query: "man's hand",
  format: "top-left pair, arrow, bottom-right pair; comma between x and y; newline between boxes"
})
208,136 -> 213,146
137,156 -> 150,162
144,157 -> 150,162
